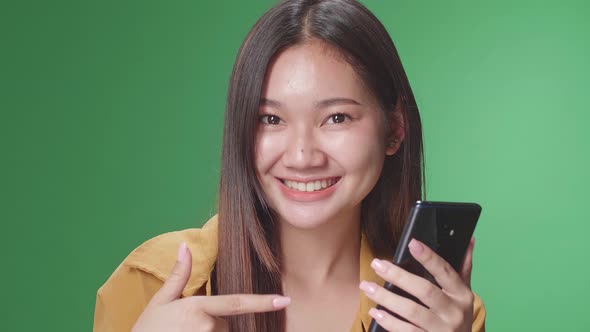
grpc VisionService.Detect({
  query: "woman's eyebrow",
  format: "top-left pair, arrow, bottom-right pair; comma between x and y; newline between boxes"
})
314,97 -> 361,109
259,98 -> 282,108
259,97 -> 361,109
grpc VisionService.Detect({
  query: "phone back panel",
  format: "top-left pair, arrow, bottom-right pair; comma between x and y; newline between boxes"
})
367,201 -> 481,332
395,202 -> 481,280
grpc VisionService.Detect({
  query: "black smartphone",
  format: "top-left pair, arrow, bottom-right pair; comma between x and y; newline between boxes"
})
367,201 -> 482,332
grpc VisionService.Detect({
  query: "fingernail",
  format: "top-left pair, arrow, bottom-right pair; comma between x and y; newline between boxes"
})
371,258 -> 388,274
359,281 -> 376,295
177,242 -> 187,261
272,296 -> 291,308
369,308 -> 384,321
409,239 -> 424,255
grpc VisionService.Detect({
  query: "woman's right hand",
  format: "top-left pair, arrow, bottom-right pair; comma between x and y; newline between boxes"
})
131,243 -> 291,332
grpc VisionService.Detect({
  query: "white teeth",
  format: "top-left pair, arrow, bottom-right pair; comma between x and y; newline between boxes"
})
283,178 -> 338,192
297,182 -> 306,191
314,180 -> 321,190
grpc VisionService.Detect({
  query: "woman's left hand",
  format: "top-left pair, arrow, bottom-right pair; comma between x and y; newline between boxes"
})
359,238 -> 476,332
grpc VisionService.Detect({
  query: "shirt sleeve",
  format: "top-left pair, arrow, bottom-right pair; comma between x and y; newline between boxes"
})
93,263 -> 164,332
472,292 -> 486,332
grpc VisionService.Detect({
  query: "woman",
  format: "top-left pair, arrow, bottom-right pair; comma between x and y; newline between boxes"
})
94,0 -> 486,331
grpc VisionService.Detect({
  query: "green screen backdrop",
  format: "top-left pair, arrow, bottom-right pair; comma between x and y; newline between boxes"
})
2,0 -> 589,331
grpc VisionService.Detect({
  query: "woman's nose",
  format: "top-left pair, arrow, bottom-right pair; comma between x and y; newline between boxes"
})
282,129 -> 326,169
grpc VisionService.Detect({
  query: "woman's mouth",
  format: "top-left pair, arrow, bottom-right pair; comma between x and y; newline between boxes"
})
280,177 -> 341,192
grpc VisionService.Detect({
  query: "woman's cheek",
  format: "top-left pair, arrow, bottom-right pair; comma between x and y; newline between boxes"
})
324,129 -> 384,169
255,131 -> 285,172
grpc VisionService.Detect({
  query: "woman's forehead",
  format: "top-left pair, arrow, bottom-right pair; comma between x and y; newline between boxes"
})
261,41 -> 374,107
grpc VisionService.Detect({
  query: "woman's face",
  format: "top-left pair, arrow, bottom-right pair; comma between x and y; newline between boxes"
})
255,40 -> 395,230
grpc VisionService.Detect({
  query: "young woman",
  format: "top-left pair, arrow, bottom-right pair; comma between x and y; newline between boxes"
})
94,0 -> 486,331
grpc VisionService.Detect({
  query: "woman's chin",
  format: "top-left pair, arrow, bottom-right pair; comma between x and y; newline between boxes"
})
276,209 -> 341,230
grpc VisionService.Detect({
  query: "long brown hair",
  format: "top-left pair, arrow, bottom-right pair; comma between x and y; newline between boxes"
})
214,0 -> 424,330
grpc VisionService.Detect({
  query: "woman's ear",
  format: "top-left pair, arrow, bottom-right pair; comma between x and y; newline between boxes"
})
385,99 -> 406,156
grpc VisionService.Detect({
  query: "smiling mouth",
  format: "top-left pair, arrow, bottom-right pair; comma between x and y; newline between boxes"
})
279,177 -> 341,192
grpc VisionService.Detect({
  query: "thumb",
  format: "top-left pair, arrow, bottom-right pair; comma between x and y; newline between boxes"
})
459,237 -> 475,288
150,242 -> 192,306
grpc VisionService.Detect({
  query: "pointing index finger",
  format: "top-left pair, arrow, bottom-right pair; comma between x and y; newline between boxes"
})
189,294 -> 291,317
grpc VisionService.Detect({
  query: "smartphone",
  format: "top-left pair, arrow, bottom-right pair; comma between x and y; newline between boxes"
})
367,201 -> 482,332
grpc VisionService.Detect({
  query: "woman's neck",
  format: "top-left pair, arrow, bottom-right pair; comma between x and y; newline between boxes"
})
279,208 -> 361,289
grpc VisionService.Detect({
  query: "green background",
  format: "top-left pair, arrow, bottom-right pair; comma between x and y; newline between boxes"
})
2,0 -> 588,331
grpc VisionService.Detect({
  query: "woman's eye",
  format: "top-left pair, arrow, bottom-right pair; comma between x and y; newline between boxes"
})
325,113 -> 350,124
260,114 -> 283,125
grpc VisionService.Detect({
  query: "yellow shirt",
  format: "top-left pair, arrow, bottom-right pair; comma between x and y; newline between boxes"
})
94,216 -> 486,331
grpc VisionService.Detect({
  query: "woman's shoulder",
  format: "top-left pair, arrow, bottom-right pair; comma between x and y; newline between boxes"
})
98,214 -> 219,298
122,214 -> 219,295
94,215 -> 219,331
